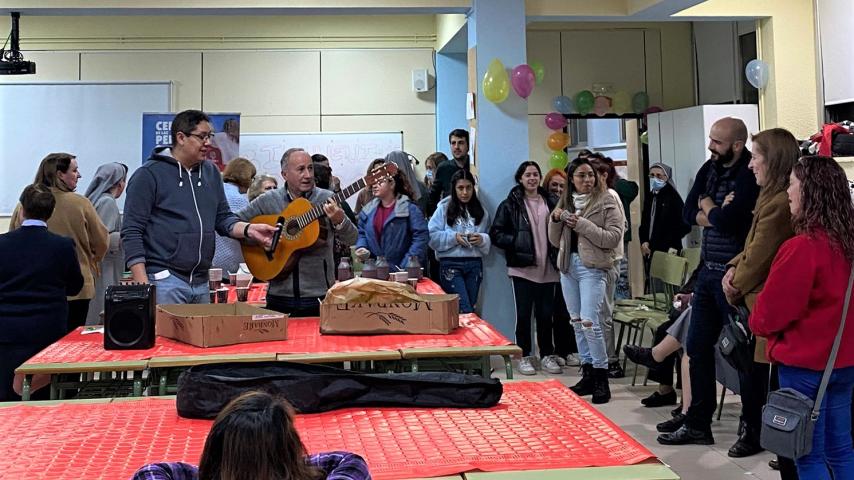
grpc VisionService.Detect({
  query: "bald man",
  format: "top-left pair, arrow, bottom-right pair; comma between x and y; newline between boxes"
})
658,117 -> 760,449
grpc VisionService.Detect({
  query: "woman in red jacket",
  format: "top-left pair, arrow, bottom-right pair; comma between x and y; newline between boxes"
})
750,155 -> 854,479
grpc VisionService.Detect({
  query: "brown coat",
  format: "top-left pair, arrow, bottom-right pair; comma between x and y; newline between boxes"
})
11,188 -> 109,301
727,190 -> 794,362
548,192 -> 624,272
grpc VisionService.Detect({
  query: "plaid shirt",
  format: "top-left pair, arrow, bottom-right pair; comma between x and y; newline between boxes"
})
131,451 -> 371,480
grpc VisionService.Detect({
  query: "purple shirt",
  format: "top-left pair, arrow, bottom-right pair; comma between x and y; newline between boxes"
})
131,451 -> 371,480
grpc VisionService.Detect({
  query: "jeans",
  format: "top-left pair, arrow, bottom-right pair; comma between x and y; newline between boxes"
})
266,295 -> 322,318
685,266 -> 729,431
560,254 -> 608,369
511,277 -> 556,357
600,263 -> 619,363
778,365 -> 854,479
438,257 -> 483,314
552,286 -> 578,357
148,271 -> 210,305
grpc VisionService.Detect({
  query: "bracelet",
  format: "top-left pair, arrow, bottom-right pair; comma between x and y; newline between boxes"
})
243,223 -> 251,239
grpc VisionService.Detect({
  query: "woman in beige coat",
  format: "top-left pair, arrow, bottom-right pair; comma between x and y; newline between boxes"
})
549,157 -> 624,404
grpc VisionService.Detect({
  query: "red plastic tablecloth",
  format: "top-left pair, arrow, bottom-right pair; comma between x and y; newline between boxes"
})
21,279 -> 511,366
0,380 -> 655,479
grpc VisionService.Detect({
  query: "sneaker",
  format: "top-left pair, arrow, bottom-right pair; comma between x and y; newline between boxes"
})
565,353 -> 581,367
518,356 -> 537,376
541,355 -> 563,374
555,356 -> 567,367
607,361 -> 624,379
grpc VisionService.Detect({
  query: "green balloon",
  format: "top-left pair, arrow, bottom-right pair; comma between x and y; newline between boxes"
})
549,150 -> 568,169
632,92 -> 649,114
575,90 -> 594,115
530,60 -> 545,84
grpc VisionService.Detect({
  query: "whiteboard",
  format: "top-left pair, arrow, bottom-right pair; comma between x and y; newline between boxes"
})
0,82 -> 171,214
240,131 -> 403,203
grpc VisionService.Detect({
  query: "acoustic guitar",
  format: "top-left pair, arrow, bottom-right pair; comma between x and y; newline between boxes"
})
242,162 -> 398,281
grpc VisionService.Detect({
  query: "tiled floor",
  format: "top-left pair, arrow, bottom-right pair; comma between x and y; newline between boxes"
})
490,358 -> 779,480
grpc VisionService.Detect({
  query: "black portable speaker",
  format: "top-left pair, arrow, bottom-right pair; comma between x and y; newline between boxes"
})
104,284 -> 157,350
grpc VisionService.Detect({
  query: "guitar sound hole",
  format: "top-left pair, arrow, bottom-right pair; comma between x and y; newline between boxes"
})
286,220 -> 301,236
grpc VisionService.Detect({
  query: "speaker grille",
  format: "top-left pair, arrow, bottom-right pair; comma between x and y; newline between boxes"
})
108,307 -> 145,346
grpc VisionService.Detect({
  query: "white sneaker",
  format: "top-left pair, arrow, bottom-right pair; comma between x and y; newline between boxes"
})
556,356 -> 567,367
518,356 -> 537,376
541,355 -> 563,374
565,353 -> 581,367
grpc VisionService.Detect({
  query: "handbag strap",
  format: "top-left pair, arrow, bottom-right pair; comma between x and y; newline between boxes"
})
812,263 -> 854,419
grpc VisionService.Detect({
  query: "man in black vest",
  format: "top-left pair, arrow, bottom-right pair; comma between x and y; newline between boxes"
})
658,117 -> 759,446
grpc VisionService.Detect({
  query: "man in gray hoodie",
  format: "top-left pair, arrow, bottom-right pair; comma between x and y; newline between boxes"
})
237,148 -> 357,317
122,110 -> 275,304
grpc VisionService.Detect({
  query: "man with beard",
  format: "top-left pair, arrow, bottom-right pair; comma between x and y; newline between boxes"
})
427,129 -> 470,216
658,117 -> 759,446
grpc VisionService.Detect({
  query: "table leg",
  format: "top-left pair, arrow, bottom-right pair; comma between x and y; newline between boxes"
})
158,370 -> 167,396
132,371 -> 142,397
50,375 -> 59,400
504,355 -> 513,379
21,375 -> 32,401
480,356 -> 491,378
410,359 -> 419,373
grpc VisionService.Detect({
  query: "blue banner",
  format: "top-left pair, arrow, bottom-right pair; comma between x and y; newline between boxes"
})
142,113 -> 240,170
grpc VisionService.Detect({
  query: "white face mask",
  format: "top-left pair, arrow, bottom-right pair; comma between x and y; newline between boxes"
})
650,178 -> 667,191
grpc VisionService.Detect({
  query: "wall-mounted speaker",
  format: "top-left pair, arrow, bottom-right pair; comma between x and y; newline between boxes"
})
104,284 -> 156,350
412,69 -> 428,92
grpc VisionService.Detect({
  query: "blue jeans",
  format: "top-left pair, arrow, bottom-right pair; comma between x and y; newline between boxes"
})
148,270 -> 210,304
560,254 -> 608,369
778,364 -> 854,479
439,257 -> 483,314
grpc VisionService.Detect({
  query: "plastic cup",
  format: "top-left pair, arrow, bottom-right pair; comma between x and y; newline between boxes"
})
208,268 -> 222,281
209,290 -> 217,303
216,288 -> 229,304
209,279 -> 222,291
228,272 -> 238,285
236,287 -> 249,302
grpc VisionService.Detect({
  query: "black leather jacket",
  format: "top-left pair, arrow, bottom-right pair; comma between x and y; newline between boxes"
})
490,185 -> 559,269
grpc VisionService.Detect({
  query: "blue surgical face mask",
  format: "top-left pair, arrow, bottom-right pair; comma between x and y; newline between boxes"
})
650,178 -> 666,191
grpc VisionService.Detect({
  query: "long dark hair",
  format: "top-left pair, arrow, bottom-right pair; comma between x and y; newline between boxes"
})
587,153 -> 617,189
198,391 -> 322,480
34,152 -> 75,192
559,157 -> 603,211
513,160 -> 542,184
791,156 -> 854,261
446,169 -> 484,227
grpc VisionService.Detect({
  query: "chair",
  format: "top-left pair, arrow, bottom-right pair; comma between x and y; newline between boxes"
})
613,251 -> 688,385
681,247 -> 701,275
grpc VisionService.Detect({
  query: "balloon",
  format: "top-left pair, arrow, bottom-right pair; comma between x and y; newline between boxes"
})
644,106 -> 663,115
511,64 -> 536,99
745,59 -> 769,89
640,131 -> 649,145
549,150 -> 568,169
632,92 -> 649,114
547,132 -> 571,151
544,112 -> 568,130
530,60 -> 545,84
612,91 -> 631,114
482,58 -> 510,103
575,90 -> 594,115
593,96 -> 611,117
553,95 -> 573,114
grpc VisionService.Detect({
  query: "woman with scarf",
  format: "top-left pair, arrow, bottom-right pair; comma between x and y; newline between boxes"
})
639,162 -> 690,269
548,157 -> 624,403
10,153 -> 109,332
84,162 -> 128,325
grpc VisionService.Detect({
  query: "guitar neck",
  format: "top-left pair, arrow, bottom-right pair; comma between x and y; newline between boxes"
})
300,178 -> 366,224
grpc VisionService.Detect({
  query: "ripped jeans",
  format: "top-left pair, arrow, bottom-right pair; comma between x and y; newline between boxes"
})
560,254 -> 609,369
438,257 -> 483,314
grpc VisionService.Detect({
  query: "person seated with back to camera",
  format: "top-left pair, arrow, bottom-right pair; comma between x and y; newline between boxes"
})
132,391 -> 371,480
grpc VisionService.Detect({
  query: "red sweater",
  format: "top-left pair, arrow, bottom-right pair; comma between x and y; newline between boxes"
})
750,231 -> 854,371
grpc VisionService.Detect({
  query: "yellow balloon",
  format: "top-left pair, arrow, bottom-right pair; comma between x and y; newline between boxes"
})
482,58 -> 510,103
612,91 -> 631,114
547,132 -> 570,151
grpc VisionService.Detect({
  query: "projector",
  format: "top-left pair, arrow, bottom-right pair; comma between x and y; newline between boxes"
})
0,60 -> 35,75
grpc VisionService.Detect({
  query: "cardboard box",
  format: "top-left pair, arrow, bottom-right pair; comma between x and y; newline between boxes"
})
320,293 -> 460,335
156,303 -> 287,347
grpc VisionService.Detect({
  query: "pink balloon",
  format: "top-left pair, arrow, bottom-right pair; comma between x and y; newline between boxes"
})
511,64 -> 536,99
593,96 -> 611,117
544,112 -> 567,130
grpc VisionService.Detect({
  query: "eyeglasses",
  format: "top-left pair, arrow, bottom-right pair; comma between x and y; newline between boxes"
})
185,131 -> 213,143
573,173 -> 596,179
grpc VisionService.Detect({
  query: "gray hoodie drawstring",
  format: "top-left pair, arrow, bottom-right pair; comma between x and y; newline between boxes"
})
177,161 -> 184,187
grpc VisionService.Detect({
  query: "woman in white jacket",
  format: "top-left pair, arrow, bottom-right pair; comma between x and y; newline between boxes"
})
428,170 -> 490,313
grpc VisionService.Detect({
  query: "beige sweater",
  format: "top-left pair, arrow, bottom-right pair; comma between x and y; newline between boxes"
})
11,188 -> 109,300
548,192 -> 624,271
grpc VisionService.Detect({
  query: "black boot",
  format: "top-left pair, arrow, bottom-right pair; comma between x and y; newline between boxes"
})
570,364 -> 595,396
728,421 -> 764,458
592,368 -> 611,404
